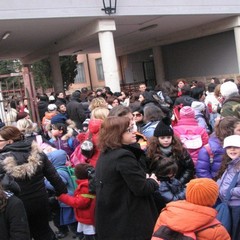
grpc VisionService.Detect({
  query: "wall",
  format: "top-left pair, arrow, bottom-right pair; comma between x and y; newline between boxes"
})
162,30 -> 239,80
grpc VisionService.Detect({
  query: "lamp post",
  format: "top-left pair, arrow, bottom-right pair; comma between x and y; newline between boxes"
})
102,0 -> 117,15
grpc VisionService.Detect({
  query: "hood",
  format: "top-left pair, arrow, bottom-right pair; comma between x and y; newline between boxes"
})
1,139 -> 32,154
0,141 -> 42,179
159,200 -> 217,232
88,119 -> 103,134
224,95 -> 240,104
46,149 -> 67,167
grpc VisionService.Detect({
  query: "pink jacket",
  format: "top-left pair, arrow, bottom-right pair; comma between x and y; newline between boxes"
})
173,118 -> 208,165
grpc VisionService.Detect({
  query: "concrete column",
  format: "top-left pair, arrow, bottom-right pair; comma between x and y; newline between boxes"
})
234,26 -> 240,73
98,31 -> 120,92
50,53 -> 64,92
152,46 -> 165,84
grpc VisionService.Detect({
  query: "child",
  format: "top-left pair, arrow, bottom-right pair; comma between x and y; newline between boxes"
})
147,117 -> 195,185
58,163 -> 96,240
153,157 -> 185,212
216,135 -> 240,240
49,122 -> 78,157
152,178 -> 230,240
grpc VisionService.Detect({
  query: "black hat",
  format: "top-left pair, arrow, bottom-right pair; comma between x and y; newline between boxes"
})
154,117 -> 173,137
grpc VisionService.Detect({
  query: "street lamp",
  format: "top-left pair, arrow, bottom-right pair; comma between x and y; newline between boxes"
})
102,0 -> 117,15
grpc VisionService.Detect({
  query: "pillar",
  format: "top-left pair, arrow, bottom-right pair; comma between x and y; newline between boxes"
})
98,31 -> 120,92
152,46 -> 165,84
234,26 -> 240,73
50,53 -> 64,92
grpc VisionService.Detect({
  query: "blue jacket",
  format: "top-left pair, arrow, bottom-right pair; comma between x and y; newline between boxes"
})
196,134 -> 225,178
217,157 -> 240,207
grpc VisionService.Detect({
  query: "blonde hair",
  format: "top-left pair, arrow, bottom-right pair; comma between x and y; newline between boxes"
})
91,107 -> 109,120
16,118 -> 37,135
89,97 -> 108,111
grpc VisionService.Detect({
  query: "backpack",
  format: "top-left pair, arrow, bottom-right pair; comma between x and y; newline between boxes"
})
152,219 -> 220,240
204,143 -> 213,164
180,131 -> 202,149
57,166 -> 78,190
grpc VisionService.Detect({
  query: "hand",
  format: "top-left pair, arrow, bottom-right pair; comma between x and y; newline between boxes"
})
148,173 -> 160,184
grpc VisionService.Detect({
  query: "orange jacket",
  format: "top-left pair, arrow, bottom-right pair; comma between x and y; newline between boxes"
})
152,200 -> 230,240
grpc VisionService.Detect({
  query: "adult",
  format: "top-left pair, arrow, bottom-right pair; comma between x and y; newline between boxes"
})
174,85 -> 195,107
66,91 -> 86,130
139,83 -> 147,92
95,116 -> 159,240
220,81 -> 240,118
0,126 -> 67,240
55,91 -> 67,107
37,94 -> 49,121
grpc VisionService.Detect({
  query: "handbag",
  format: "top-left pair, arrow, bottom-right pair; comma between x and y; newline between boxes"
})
215,172 -> 239,233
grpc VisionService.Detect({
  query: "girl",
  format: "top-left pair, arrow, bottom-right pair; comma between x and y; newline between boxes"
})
153,156 -> 185,212
216,135 -> 240,240
147,117 -> 195,185
196,116 -> 240,179
49,122 -> 78,157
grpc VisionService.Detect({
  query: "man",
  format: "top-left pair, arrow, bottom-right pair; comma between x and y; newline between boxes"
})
139,83 -> 147,92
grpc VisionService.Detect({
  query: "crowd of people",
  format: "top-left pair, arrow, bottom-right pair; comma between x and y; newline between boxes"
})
0,77 -> 240,239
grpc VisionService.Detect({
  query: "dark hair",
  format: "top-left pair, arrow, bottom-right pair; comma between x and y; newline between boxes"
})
214,153 -> 231,180
143,105 -> 164,123
0,126 -> 24,142
147,135 -> 184,171
152,157 -> 178,180
191,87 -> 205,100
107,96 -> 119,105
98,116 -> 130,152
52,123 -> 67,135
181,85 -> 191,95
212,77 -> 220,84
207,83 -> 217,93
74,163 -> 92,179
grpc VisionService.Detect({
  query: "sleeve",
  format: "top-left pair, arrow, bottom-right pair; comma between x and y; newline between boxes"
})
58,185 -> 91,209
116,151 -> 158,197
177,149 -> 195,185
42,154 -> 68,196
45,170 -> 68,191
156,183 -> 175,203
6,196 -> 30,240
196,146 -> 212,178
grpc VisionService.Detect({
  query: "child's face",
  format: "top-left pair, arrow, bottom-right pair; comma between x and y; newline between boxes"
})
226,146 -> 240,160
158,136 -> 172,148
51,125 -> 62,137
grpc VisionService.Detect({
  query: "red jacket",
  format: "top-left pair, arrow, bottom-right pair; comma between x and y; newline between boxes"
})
58,179 -> 95,225
173,117 -> 208,165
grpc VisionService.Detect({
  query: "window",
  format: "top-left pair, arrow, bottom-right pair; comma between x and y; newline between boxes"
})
95,58 -> 104,81
75,63 -> 86,83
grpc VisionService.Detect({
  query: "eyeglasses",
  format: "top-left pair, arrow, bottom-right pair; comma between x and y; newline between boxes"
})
133,113 -> 142,117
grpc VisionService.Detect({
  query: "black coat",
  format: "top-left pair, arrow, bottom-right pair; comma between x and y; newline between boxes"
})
0,193 -> 30,240
95,145 -> 158,240
0,139 -> 67,239
66,99 -> 86,130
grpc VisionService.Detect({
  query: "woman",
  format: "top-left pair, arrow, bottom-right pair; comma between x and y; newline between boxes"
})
0,126 -> 67,240
95,116 -> 159,240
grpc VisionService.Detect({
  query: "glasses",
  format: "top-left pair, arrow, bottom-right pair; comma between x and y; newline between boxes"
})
133,113 -> 142,117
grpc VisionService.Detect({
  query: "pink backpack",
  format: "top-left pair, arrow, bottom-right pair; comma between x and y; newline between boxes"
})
69,144 -> 88,167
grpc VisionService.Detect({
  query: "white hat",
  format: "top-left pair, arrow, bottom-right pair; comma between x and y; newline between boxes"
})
191,101 -> 205,112
220,81 -> 238,98
48,104 -> 57,111
223,135 -> 240,148
49,95 -> 55,101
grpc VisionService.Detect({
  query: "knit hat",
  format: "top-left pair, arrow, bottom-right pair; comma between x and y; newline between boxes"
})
49,95 -> 55,101
71,91 -> 81,99
223,135 -> 240,148
48,104 -> 57,111
180,106 -> 195,118
191,101 -> 205,112
220,81 -> 239,98
154,117 -> 173,137
186,178 -> 219,207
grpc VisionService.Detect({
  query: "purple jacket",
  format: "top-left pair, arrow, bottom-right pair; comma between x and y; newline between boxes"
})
217,157 -> 240,206
196,134 -> 225,178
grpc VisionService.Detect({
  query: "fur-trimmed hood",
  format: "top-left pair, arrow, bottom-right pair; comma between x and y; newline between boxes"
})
0,140 -> 42,179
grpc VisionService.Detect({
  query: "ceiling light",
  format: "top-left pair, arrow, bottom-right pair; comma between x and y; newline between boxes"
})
139,24 -> 158,32
2,32 -> 11,40
102,0 -> 117,15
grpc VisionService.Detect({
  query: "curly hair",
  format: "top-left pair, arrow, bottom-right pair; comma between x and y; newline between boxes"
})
147,135 -> 183,171
89,97 -> 108,112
